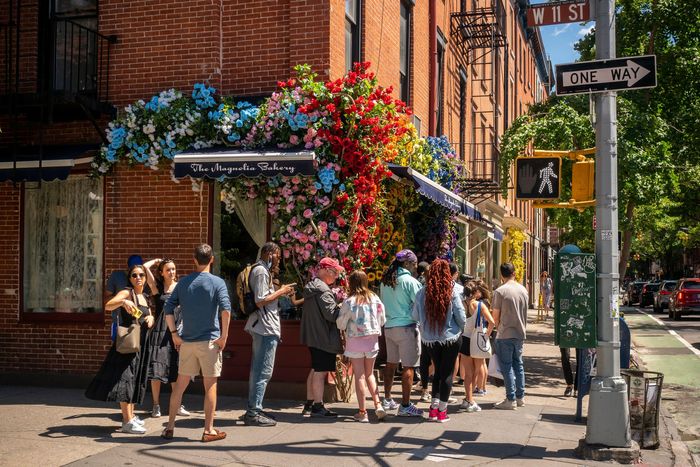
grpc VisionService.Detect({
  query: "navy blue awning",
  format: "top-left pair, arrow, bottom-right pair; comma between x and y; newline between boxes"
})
173,148 -> 316,179
389,164 -> 482,221
483,220 -> 505,241
0,145 -> 97,182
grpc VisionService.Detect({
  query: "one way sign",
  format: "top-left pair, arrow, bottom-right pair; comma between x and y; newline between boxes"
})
556,55 -> 656,95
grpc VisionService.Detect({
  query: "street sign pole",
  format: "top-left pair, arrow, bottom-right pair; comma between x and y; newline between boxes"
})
586,0 -> 632,448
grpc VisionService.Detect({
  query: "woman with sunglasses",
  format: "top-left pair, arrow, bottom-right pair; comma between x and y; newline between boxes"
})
86,264 -> 155,434
143,258 -> 190,419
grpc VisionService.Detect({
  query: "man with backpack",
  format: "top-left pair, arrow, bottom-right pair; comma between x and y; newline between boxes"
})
243,242 -> 295,427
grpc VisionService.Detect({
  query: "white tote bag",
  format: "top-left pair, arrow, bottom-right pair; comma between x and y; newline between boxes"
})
470,302 -> 492,358
488,353 -> 503,380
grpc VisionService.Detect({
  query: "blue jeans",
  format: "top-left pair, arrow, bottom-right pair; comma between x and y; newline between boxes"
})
495,338 -> 525,401
247,332 -> 280,416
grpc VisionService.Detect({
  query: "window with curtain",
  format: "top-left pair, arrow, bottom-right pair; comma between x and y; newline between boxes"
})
399,1 -> 411,104
23,176 -> 103,313
345,0 -> 361,72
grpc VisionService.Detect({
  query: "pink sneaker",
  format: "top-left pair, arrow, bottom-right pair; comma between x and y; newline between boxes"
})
428,407 -> 438,421
437,410 -> 450,423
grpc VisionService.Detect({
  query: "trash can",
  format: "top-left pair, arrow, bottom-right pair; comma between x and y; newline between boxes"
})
621,369 -> 664,449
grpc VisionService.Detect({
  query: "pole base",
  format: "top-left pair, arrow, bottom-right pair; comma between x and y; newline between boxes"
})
575,439 -> 640,464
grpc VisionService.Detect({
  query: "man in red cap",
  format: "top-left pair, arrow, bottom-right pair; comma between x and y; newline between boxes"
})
300,257 -> 345,417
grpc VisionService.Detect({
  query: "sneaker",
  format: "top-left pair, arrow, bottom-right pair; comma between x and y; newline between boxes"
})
420,392 -> 431,403
301,401 -> 313,416
151,405 -> 161,418
353,411 -> 369,423
397,403 -> 423,417
447,397 -> 458,404
133,416 -> 145,426
177,405 -> 190,416
466,402 -> 482,413
310,404 -> 338,418
473,388 -> 487,396
437,410 -> 450,423
260,410 -> 277,420
516,398 -> 525,407
428,407 -> 438,421
564,386 -> 574,397
381,399 -> 399,411
375,406 -> 387,420
494,398 -> 517,410
122,419 -> 147,434
244,412 -> 277,427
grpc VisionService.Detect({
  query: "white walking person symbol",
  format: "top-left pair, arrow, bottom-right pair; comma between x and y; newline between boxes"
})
538,162 -> 558,194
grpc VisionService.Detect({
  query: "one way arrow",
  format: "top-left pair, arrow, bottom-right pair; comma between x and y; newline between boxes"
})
562,60 -> 651,88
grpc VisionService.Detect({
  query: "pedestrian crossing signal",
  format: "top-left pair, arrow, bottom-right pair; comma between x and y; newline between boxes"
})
515,156 -> 562,200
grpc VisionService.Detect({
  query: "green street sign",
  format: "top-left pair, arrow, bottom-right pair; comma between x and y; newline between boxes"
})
554,252 -> 597,348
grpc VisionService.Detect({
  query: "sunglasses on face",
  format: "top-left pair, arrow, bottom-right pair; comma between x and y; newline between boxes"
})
131,273 -> 146,278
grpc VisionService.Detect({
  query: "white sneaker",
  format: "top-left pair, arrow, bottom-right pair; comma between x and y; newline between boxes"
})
133,415 -> 145,426
494,398 -> 517,410
467,402 -> 482,413
122,419 -> 147,434
381,399 -> 399,411
375,406 -> 387,420
516,398 -> 525,407
151,405 -> 161,418
420,392 -> 431,403
177,405 -> 191,416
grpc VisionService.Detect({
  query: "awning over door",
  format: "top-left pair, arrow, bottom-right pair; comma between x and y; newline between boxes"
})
173,148 -> 316,179
0,145 -> 96,182
388,164 -> 482,221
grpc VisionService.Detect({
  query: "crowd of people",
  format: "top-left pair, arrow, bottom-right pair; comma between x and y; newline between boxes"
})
85,242 -> 530,442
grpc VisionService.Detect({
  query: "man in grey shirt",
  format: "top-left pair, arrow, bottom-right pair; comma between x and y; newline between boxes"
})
244,242 -> 295,426
492,262 -> 529,410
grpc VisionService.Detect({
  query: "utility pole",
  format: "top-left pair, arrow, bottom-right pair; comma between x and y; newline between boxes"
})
585,0 -> 632,448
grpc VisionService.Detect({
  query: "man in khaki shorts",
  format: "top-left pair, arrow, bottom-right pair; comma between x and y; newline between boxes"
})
162,244 -> 231,442
379,249 -> 423,417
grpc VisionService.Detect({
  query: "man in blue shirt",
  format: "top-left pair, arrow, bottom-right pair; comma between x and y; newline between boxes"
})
161,244 -> 231,443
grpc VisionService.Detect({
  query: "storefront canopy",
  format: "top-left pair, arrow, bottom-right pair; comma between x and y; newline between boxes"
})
388,164 -> 482,221
173,148 -> 316,179
484,220 -> 505,241
0,145 -> 96,182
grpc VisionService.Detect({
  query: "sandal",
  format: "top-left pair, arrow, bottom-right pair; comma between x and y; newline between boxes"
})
161,428 -> 174,440
202,430 -> 227,442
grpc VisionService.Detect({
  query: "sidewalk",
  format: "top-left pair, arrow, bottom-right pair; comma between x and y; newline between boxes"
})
0,310 -> 682,466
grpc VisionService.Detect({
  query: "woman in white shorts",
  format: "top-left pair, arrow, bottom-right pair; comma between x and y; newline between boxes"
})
337,270 -> 388,422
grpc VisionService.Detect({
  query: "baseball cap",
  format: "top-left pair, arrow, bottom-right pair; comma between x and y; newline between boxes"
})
127,255 -> 144,268
318,257 -> 345,272
395,249 -> 417,263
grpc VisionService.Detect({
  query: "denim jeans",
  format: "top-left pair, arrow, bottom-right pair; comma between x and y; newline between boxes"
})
247,332 -> 280,416
495,338 -> 525,401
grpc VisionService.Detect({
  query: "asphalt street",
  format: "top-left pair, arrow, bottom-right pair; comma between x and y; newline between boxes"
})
623,305 -> 700,458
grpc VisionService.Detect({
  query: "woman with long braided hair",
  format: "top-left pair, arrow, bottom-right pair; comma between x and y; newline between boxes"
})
412,259 -> 466,423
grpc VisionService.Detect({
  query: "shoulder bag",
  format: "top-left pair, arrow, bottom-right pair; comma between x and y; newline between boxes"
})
470,301 -> 492,358
116,289 -> 141,354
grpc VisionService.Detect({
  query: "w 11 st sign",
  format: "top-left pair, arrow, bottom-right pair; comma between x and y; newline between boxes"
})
527,0 -> 590,27
556,55 -> 657,95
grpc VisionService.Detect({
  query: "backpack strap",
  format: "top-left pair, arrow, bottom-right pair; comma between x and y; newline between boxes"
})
248,263 -> 270,314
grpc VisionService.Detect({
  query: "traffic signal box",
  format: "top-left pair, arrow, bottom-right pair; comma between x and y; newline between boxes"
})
516,148 -> 596,209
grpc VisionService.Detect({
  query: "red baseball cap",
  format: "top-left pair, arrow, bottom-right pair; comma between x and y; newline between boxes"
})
318,257 -> 345,273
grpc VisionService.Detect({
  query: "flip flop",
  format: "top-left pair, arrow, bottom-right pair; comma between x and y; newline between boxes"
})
202,430 -> 227,443
161,428 -> 174,440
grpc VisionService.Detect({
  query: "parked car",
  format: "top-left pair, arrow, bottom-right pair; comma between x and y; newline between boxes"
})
668,278 -> 700,320
627,281 -> 647,306
653,280 -> 677,313
640,282 -> 662,307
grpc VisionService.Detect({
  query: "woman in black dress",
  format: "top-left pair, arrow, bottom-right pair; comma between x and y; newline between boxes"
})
144,258 -> 189,418
85,264 -> 154,434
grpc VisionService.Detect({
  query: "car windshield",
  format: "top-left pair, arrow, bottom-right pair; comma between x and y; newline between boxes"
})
663,282 -> 677,291
681,281 -> 700,290
646,283 -> 661,291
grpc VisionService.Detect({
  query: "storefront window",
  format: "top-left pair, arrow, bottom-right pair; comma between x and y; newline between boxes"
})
469,226 -> 488,280
23,176 -> 103,313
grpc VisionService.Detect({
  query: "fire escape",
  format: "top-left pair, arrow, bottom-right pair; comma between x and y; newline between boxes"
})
1,0 -> 116,180
450,0 -> 508,202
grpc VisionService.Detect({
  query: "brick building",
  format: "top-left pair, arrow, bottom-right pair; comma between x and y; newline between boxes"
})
0,0 -> 550,390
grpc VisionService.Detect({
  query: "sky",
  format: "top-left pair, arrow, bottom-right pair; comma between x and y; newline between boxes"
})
529,0 -> 596,68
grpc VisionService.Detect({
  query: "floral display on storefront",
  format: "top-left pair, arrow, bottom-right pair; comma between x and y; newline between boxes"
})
92,64 -> 466,281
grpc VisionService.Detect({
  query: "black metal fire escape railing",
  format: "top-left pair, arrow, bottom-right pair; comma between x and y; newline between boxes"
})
450,1 -> 508,201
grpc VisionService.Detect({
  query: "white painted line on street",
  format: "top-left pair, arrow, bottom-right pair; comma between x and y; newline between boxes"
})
638,309 -> 700,357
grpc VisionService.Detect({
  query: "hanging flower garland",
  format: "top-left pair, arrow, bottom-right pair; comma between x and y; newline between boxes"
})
92,63 -> 466,281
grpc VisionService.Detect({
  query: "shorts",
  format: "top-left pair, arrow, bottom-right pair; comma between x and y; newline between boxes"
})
309,347 -> 337,372
345,349 -> 379,359
459,335 -> 471,356
179,340 -> 222,378
384,325 -> 421,367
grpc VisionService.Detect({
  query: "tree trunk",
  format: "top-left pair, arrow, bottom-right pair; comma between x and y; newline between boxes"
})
618,200 -> 635,279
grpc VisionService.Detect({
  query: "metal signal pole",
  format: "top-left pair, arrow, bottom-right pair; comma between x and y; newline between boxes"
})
585,0 -> 632,448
